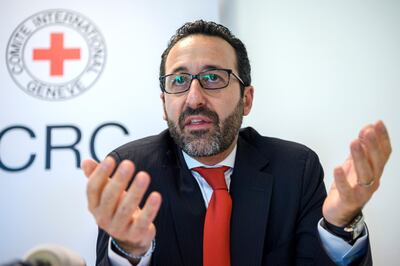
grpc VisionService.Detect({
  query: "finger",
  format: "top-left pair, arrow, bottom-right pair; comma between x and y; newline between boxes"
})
130,191 -> 162,235
333,166 -> 352,198
350,140 -> 374,186
109,171 -> 151,235
374,120 -> 392,160
359,127 -> 385,178
97,160 -> 135,224
139,191 -> 162,226
358,123 -> 373,137
81,159 -> 98,177
86,157 -> 116,211
341,156 -> 352,176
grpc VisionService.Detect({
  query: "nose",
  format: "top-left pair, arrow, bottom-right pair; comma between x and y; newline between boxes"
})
185,78 -> 206,109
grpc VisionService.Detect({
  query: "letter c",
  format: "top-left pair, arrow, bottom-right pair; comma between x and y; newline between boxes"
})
0,126 -> 36,172
90,122 -> 129,162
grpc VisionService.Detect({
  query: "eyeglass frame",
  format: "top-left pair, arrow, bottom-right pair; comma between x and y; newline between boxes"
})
159,68 -> 246,94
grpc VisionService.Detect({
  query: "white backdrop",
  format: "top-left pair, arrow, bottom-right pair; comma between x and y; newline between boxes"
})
221,0 -> 399,265
1,0 -> 398,265
0,1 -> 217,265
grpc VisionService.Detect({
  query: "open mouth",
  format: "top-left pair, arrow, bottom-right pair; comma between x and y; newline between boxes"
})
183,116 -> 214,130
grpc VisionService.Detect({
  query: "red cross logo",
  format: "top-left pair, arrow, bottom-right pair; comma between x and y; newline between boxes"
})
33,33 -> 81,76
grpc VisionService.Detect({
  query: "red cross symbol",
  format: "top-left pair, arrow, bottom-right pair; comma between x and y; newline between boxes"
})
33,33 -> 81,76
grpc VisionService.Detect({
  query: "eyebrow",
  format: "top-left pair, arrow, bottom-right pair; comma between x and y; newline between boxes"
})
168,64 -> 225,74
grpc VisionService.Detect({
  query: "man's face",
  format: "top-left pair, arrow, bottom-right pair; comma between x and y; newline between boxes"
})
162,35 -> 253,158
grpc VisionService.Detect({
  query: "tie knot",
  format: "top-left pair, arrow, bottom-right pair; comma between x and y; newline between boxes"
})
192,166 -> 230,190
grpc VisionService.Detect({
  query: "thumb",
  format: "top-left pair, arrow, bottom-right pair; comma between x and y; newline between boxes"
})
81,159 -> 98,178
333,166 -> 352,197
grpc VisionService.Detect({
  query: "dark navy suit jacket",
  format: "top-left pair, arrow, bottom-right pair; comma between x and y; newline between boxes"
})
95,127 -> 372,266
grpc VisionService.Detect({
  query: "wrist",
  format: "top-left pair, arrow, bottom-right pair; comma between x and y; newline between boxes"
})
323,207 -> 362,227
321,212 -> 365,245
111,238 -> 156,261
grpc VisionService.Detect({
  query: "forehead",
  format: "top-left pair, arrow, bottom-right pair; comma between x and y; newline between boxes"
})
165,34 -> 237,73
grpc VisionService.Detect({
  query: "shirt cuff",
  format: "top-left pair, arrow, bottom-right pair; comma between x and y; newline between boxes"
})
108,238 -> 152,266
317,218 -> 368,266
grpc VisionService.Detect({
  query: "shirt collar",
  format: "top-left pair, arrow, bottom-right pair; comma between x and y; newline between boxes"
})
182,145 -> 237,169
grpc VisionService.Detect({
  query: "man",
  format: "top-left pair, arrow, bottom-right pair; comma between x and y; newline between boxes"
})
82,20 -> 392,266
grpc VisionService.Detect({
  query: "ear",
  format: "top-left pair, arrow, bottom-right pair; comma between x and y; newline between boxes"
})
160,92 -> 167,121
242,86 -> 254,116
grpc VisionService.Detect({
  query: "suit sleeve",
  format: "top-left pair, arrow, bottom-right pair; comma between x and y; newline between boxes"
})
95,227 -> 112,266
296,150 -> 372,265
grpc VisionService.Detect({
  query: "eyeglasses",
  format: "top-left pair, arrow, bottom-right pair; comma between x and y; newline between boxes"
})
159,68 -> 245,94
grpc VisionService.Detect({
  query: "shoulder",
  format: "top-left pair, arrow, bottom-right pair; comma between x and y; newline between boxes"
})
109,129 -> 174,166
239,127 -> 318,162
239,127 -> 325,201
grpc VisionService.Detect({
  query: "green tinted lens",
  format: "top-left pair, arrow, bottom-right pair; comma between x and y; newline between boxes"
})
174,75 -> 185,84
200,70 -> 228,88
203,73 -> 217,81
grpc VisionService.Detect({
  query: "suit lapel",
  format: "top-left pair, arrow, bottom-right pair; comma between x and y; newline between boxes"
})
230,136 -> 274,266
162,147 -> 205,266
160,130 -> 273,266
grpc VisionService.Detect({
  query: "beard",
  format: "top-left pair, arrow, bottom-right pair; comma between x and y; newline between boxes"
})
167,99 -> 244,157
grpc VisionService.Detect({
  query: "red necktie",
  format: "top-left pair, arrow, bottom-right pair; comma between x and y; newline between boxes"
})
192,166 -> 231,266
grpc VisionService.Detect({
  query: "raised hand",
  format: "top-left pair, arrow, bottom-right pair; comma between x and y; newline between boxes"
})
82,157 -> 162,258
323,120 -> 392,226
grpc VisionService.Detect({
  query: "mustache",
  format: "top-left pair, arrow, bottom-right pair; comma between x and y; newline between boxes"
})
178,106 -> 219,129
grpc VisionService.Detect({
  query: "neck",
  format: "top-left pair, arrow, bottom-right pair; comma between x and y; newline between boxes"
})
193,136 -> 238,166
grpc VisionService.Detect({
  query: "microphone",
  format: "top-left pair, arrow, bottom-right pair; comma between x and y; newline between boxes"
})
22,244 -> 86,266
